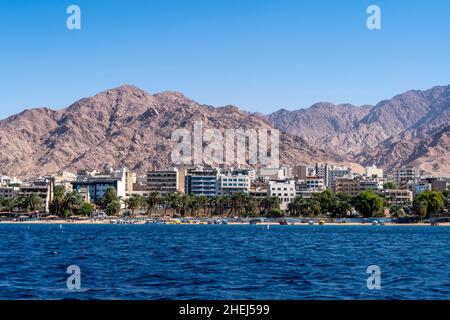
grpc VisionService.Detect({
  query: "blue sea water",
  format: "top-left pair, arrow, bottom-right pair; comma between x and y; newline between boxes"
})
0,224 -> 449,300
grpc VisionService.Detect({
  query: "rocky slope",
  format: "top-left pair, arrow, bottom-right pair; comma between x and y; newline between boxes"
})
0,85 -> 334,178
267,85 -> 450,176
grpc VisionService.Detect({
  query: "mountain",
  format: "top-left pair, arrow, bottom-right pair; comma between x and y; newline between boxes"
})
0,85 -> 338,178
1,85 -> 448,178
267,85 -> 450,176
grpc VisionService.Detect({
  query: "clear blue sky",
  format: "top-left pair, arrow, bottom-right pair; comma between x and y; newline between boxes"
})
1,0 -> 449,119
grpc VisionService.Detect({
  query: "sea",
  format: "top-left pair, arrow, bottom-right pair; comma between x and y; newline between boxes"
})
0,224 -> 449,300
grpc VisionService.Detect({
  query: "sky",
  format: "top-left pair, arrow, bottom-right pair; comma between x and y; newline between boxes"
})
0,0 -> 449,119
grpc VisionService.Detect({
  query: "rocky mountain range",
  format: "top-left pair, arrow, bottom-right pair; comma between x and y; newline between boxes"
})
0,84 -> 448,178
267,85 -> 450,177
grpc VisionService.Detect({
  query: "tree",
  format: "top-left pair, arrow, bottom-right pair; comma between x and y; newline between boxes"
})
79,203 -> 94,216
105,200 -> 121,216
383,182 -> 397,190
145,192 -> 161,217
50,186 -> 66,216
127,195 -> 142,217
413,191 -> 445,219
389,204 -> 403,218
2,197 -> 18,213
312,190 -> 336,214
65,191 -> 84,216
352,190 -> 384,218
28,194 -> 43,212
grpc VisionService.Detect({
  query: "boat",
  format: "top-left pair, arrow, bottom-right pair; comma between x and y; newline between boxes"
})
308,220 -> 315,225
318,220 -> 325,225
372,220 -> 379,226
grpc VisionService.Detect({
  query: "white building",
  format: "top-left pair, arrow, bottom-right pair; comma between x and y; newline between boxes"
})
365,165 -> 384,179
257,167 -> 285,180
327,166 -> 352,191
218,173 -> 251,195
268,180 -> 296,210
395,166 -> 420,187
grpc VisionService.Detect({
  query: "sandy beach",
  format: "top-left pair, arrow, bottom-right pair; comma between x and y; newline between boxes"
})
1,219 -> 449,226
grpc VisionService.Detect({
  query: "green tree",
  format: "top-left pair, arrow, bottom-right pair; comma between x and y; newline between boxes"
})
127,195 -> 142,217
389,204 -> 403,218
65,191 -> 84,216
312,189 -> 336,214
352,190 -> 384,218
145,192 -> 161,217
79,203 -> 94,216
28,194 -> 43,212
49,186 -> 66,216
383,182 -> 397,190
413,191 -> 445,219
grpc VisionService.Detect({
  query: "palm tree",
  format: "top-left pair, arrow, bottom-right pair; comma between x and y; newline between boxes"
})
29,194 -> 43,212
65,191 -> 83,216
146,192 -> 161,217
3,197 -> 19,214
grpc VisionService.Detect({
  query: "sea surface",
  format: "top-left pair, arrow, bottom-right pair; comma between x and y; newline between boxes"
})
0,224 -> 449,300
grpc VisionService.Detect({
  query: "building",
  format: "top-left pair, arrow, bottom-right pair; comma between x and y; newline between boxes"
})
147,168 -> 179,196
218,172 -> 251,195
365,165 -> 383,179
249,181 -> 269,199
327,166 -> 353,191
395,166 -> 420,188
72,170 -> 126,204
335,178 -> 360,196
257,167 -> 285,180
293,165 -> 315,180
359,180 -> 383,192
185,167 -> 219,197
315,163 -> 328,185
19,179 -> 54,212
0,176 -> 22,187
268,180 -> 296,210
407,181 -> 432,198
0,186 -> 19,199
426,177 -> 448,193
50,171 -> 76,192
380,189 -> 413,205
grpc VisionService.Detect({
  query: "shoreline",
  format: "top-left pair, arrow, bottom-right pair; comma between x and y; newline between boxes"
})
0,219 -> 449,226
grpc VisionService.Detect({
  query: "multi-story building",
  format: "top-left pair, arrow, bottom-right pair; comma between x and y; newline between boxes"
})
335,178 -> 360,196
268,180 -> 296,210
327,166 -> 352,191
218,173 -> 251,195
407,181 -> 432,198
185,167 -> 219,197
0,176 -> 22,187
257,167 -> 285,180
0,186 -> 19,199
395,166 -> 420,188
19,179 -> 54,212
426,177 -> 448,193
359,180 -> 383,192
50,171 -> 76,192
293,165 -> 315,180
365,165 -> 384,179
147,168 -> 179,196
72,170 -> 126,204
380,189 -> 413,205
249,181 -> 269,199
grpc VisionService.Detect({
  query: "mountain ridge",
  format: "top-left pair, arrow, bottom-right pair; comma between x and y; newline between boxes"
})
0,84 -> 448,178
